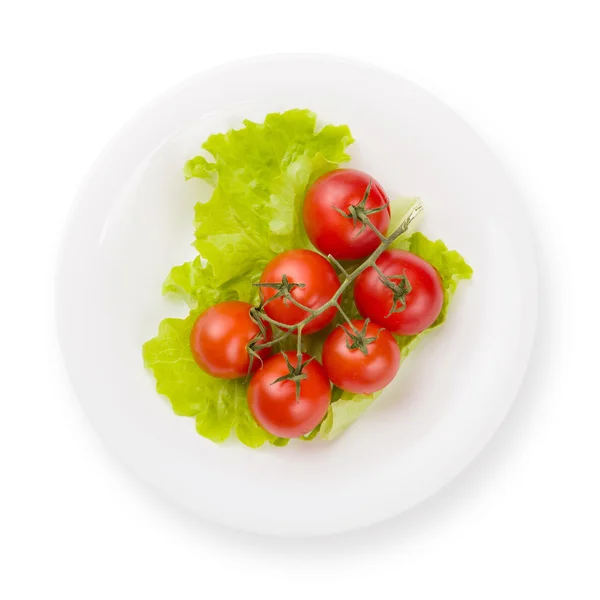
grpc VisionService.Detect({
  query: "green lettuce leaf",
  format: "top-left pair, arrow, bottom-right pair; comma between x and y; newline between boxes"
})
143,263 -> 289,448
143,110 -> 353,447
319,391 -> 380,440
162,257 -> 258,309
187,109 -> 353,285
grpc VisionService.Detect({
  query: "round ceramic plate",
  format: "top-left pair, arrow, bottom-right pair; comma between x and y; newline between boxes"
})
56,55 -> 537,536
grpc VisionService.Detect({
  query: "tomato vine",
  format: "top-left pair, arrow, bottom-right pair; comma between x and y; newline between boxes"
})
246,189 -> 424,392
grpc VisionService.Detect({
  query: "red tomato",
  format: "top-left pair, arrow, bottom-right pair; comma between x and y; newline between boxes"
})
190,301 -> 271,379
354,250 -> 444,335
303,169 -> 391,260
322,320 -> 400,394
259,249 -> 340,334
247,351 -> 331,438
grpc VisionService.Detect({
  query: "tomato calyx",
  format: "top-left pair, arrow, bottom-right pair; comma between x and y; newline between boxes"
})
332,180 -> 390,240
255,273 -> 306,307
342,319 -> 380,356
270,351 -> 315,401
373,264 -> 413,316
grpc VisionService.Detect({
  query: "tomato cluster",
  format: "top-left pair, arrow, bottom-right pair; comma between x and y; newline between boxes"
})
189,169 -> 444,438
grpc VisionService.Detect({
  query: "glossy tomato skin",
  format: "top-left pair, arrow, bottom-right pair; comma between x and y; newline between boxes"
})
247,352 -> 331,438
322,320 -> 400,394
354,250 -> 444,335
303,169 -> 391,260
190,301 -> 271,379
259,249 -> 340,334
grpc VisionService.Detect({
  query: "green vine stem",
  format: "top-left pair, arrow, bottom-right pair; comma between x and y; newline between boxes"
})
246,197 -> 423,393
253,199 -> 423,342
332,180 -> 390,241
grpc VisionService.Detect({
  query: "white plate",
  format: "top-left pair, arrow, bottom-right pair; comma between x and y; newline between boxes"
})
56,55 -> 537,536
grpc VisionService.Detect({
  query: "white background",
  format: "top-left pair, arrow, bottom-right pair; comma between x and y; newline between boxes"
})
1,1 -> 599,598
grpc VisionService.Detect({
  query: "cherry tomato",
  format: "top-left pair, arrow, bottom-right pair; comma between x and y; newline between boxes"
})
259,249 -> 340,334
303,169 -> 391,260
190,301 -> 271,379
322,320 -> 401,394
247,351 -> 331,438
354,250 -> 444,335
